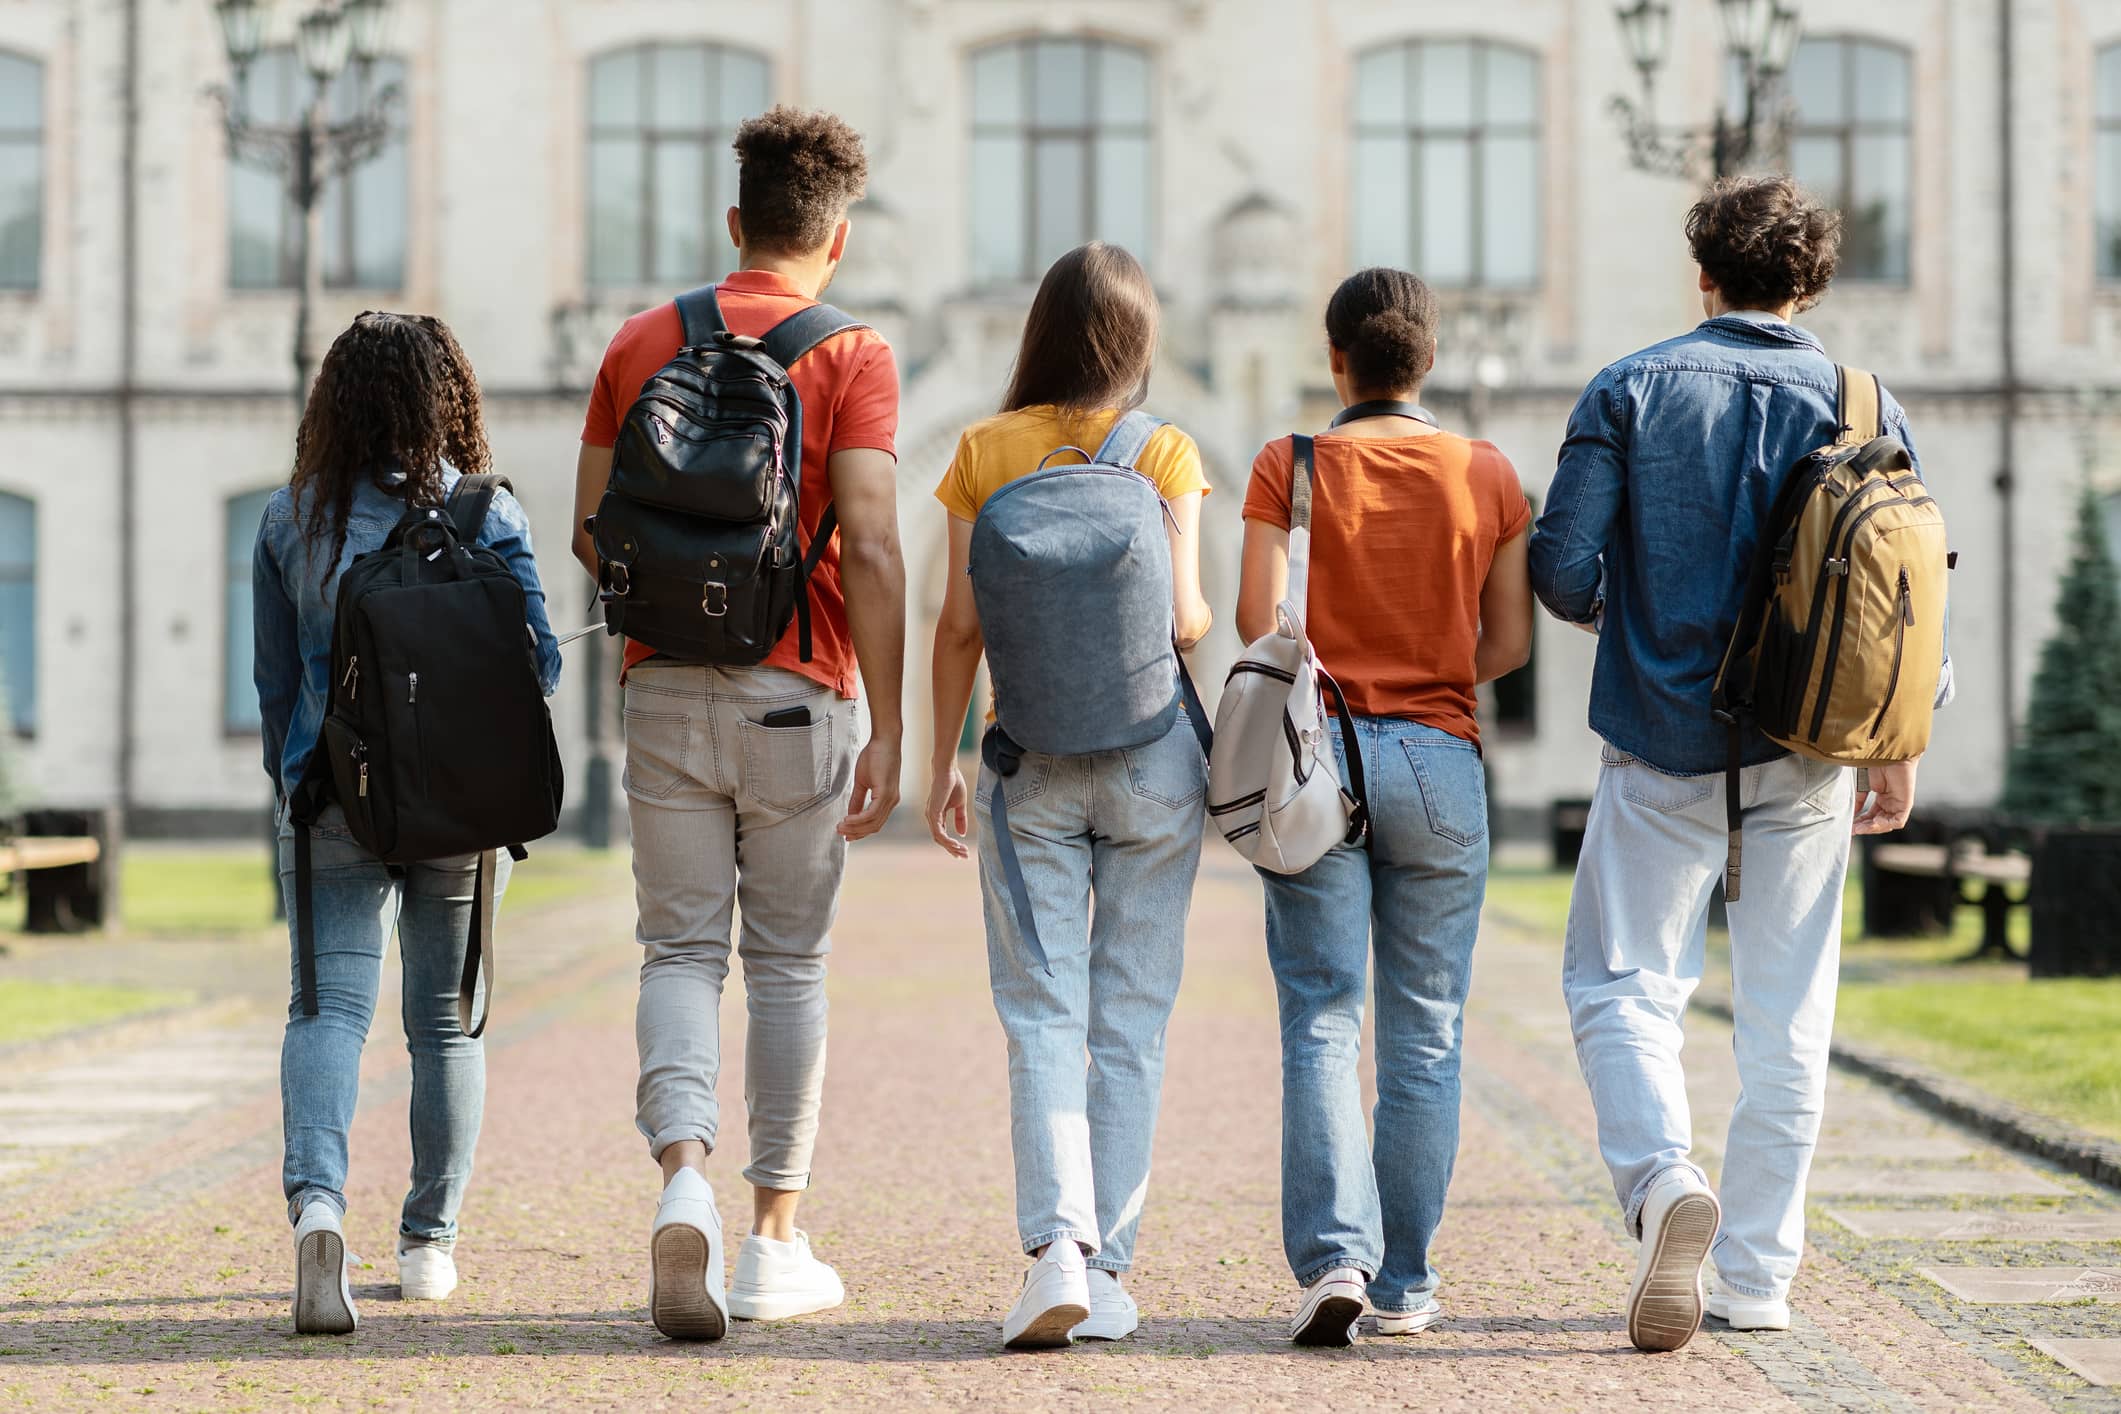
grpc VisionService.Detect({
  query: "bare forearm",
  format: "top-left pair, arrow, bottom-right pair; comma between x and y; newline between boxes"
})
1474,633 -> 1532,686
841,536 -> 907,740
929,622 -> 982,770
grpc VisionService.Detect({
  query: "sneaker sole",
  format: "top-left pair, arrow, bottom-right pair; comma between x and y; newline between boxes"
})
1628,1193 -> 1719,1353
1374,1309 -> 1444,1336
1071,1313 -> 1139,1341
1004,1301 -> 1090,1350
1707,1304 -> 1792,1332
727,1285 -> 845,1322
650,1223 -> 728,1341
398,1278 -> 457,1301
1291,1292 -> 1365,1347
294,1229 -> 356,1336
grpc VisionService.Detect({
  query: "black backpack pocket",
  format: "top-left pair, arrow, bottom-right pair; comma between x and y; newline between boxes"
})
614,393 -> 783,523
595,492 -> 792,664
320,713 -> 390,857
1752,610 -> 1807,741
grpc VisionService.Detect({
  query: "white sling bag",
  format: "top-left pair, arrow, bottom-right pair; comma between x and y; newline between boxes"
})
1207,432 -> 1369,872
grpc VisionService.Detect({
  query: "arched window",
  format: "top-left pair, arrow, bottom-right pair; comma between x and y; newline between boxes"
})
586,43 -> 769,288
224,489 -> 274,733
1351,40 -> 1540,289
0,493 -> 35,735
0,51 -> 42,291
2098,44 -> 2121,282
969,37 -> 1152,286
1786,37 -> 1910,283
228,50 -> 409,290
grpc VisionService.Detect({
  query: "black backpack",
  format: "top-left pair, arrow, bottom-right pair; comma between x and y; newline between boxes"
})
290,474 -> 564,1037
588,285 -> 865,663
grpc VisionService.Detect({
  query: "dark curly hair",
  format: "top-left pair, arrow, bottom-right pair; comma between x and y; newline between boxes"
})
1686,175 -> 1842,312
733,105 -> 869,255
290,311 -> 493,581
1325,267 -> 1440,398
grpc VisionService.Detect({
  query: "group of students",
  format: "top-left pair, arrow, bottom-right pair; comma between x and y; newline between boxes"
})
252,105 -> 1936,1354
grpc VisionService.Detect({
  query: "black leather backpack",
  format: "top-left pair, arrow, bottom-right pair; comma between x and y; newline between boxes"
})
290,474 -> 564,1037
589,285 -> 865,663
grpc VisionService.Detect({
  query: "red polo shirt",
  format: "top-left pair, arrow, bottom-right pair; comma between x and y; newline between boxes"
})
581,269 -> 900,696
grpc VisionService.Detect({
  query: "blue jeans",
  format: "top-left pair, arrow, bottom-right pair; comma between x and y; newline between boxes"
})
276,805 -> 510,1243
1262,716 -> 1488,1311
973,711 -> 1207,1271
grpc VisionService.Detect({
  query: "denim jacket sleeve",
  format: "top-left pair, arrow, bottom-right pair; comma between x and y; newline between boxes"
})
481,489 -> 563,696
1885,400 -> 1955,710
1531,369 -> 1627,624
252,524 -> 299,792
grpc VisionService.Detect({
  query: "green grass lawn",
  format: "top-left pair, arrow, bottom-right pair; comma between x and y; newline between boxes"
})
0,980 -> 185,1047
1482,862 -> 2120,1144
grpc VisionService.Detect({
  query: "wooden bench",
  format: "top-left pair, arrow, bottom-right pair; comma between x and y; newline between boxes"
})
1868,836 -> 2031,960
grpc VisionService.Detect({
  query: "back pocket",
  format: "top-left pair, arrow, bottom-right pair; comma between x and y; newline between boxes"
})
1403,737 -> 1487,847
739,713 -> 836,813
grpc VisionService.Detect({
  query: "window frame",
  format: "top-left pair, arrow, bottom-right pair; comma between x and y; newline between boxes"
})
1349,37 -> 1543,292
0,489 -> 36,738
967,35 -> 1156,289
2096,42 -> 2121,285
226,48 -> 410,293
1786,34 -> 1913,286
222,487 -> 276,738
583,41 -> 771,290
0,48 -> 44,294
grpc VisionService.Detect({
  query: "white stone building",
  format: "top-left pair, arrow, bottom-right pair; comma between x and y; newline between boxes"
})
0,0 -> 2111,836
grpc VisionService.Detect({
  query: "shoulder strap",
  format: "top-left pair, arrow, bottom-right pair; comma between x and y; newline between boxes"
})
674,285 -> 727,347
1091,410 -> 1164,471
446,473 -> 512,543
1836,366 -> 1883,444
1290,435 -> 1316,534
759,302 -> 868,372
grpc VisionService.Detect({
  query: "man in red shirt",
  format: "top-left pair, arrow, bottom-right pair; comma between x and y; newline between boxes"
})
570,107 -> 905,1341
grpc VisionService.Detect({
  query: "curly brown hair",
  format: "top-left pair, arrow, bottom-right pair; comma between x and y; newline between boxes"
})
1686,175 -> 1843,312
290,312 -> 493,580
732,105 -> 869,255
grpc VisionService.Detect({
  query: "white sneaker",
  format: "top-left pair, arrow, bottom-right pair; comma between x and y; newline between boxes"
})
397,1238 -> 458,1301
1373,1298 -> 1444,1335
727,1230 -> 845,1321
1707,1275 -> 1792,1331
292,1200 -> 358,1335
1072,1268 -> 1139,1341
1003,1242 -> 1090,1350
648,1168 -> 728,1341
1290,1267 -> 1367,1347
1627,1168 -> 1721,1353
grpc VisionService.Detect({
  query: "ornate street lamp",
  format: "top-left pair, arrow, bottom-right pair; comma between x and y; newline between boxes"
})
209,0 -> 401,402
1610,0 -> 1803,181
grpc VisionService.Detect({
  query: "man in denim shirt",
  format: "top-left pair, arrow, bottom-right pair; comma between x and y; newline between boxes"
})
1530,177 -> 1932,1352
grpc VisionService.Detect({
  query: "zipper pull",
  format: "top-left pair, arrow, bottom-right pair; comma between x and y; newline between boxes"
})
409,671 -> 419,704
1899,570 -> 1914,626
342,656 -> 360,701
358,761 -> 369,798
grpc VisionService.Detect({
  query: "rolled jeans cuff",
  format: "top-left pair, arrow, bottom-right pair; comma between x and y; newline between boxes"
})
645,1125 -> 716,1164
742,1163 -> 811,1193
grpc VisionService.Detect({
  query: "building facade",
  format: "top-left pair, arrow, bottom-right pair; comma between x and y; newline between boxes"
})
0,0 -> 2112,835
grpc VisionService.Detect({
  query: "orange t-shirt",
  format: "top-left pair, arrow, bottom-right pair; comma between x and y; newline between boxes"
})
1242,430 -> 1530,745
581,269 -> 900,696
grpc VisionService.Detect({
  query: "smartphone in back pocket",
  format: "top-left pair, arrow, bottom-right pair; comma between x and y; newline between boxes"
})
761,706 -> 813,729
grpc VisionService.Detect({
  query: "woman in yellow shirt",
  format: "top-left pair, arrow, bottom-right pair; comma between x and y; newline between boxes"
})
924,242 -> 1211,1350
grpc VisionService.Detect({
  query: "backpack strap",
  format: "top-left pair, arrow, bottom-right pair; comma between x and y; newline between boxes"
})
674,285 -> 728,347
755,302 -> 867,666
980,726 -> 1053,977
1091,411 -> 1164,470
759,302 -> 868,371
1290,434 -> 1316,535
456,848 -> 499,1038
1837,366 -> 1883,445
446,473 -> 512,543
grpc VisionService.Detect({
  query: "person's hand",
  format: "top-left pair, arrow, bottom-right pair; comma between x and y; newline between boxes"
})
1853,758 -> 1920,835
838,736 -> 902,841
927,762 -> 971,859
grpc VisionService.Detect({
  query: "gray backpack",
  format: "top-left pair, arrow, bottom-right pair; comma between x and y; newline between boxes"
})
970,411 -> 1211,970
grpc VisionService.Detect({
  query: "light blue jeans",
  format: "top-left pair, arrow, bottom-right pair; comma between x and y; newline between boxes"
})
277,804 -> 509,1244
1562,745 -> 1854,1302
974,711 -> 1207,1271
1262,716 -> 1488,1312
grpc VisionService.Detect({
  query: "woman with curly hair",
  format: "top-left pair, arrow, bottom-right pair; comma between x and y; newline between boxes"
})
252,312 -> 561,1334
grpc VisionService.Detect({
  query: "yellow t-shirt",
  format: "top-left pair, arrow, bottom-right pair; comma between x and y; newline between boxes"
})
934,406 -> 1210,521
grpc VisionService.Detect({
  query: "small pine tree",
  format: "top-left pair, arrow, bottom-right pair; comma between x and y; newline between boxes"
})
2003,489 -> 2121,823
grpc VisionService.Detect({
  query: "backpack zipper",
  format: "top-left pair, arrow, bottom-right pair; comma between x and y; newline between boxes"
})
342,655 -> 360,703
408,671 -> 418,704
1807,496 -> 1937,741
1869,570 -> 1914,740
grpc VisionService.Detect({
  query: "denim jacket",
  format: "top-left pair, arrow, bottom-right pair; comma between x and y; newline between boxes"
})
253,465 -> 563,801
1530,312 -> 1949,777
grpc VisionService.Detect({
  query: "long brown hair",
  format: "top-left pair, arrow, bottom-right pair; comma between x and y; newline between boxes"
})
290,312 -> 493,579
1000,242 -> 1159,416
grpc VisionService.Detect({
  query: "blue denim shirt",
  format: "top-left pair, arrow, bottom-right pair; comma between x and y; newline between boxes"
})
252,466 -> 563,800
1530,312 -> 1945,777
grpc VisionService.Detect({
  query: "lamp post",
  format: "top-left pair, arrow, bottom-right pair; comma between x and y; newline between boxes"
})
1610,0 -> 1803,181
210,0 -> 401,404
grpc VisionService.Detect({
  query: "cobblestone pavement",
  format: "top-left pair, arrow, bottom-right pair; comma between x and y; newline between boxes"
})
1,841 -> 2116,1410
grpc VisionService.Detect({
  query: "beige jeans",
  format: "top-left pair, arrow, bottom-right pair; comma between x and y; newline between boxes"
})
624,661 -> 859,1191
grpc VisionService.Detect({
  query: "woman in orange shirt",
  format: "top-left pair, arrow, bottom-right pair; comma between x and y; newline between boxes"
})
1236,267 -> 1534,1347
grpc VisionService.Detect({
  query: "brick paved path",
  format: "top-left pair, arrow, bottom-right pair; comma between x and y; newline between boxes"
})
1,842 -> 2116,1410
